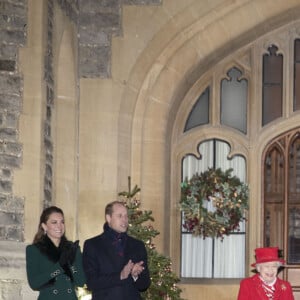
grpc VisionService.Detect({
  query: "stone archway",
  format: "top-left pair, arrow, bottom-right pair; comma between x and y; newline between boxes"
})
118,0 -> 300,253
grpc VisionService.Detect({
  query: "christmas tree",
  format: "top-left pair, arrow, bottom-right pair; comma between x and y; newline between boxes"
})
118,177 -> 184,300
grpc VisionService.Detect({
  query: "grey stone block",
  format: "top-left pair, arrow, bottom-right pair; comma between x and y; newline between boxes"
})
0,169 -> 11,179
0,29 -> 26,46
123,0 -> 162,4
6,225 -> 24,241
0,279 -> 22,300
44,189 -> 52,203
0,14 -> 27,30
79,28 -> 111,45
0,195 -> 24,211
0,141 -> 22,158
0,1 -> 27,15
79,44 -> 111,78
0,60 -> 16,72
0,94 -> 22,112
45,163 -> 52,178
79,12 -> 121,32
5,113 -> 19,128
0,45 -> 18,60
79,0 -> 120,11
57,0 -> 79,22
0,180 -> 12,193
0,154 -> 22,168
0,126 -> 18,140
0,74 -> 22,96
5,142 -> 22,157
0,211 -> 22,225
0,128 -> 17,141
45,153 -> 53,165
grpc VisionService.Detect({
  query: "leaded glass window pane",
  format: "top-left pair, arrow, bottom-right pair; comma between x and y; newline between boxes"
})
221,67 -> 247,134
294,39 -> 300,111
264,144 -> 284,248
184,87 -> 209,132
262,45 -> 283,125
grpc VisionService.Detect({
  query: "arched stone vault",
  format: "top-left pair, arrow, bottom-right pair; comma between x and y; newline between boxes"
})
118,0 -> 300,251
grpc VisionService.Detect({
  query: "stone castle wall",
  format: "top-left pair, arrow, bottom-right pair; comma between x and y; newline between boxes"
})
0,0 -> 161,298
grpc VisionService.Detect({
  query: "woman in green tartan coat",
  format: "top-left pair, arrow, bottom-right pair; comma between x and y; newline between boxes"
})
26,206 -> 86,299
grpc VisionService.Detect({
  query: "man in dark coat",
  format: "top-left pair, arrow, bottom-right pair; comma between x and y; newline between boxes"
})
82,201 -> 150,300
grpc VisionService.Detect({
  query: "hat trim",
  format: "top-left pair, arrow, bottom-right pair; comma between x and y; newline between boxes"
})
251,258 -> 285,267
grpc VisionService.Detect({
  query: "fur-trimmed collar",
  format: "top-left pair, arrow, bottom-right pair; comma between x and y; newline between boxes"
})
35,235 -> 72,262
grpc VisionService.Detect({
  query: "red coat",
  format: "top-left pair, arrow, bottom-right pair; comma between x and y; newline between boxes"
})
237,274 -> 294,300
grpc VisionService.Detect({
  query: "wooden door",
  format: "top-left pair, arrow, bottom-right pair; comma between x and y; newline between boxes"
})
263,129 -> 300,297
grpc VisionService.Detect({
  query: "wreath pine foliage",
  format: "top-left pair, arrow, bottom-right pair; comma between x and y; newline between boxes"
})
180,168 -> 249,239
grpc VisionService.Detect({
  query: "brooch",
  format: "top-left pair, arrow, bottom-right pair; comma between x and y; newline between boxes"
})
281,284 -> 287,291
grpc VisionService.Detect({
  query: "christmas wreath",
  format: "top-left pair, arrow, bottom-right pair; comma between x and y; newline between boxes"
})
180,168 -> 249,239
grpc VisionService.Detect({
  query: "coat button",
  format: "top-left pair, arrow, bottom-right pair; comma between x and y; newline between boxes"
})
53,289 -> 58,294
67,288 -> 72,293
51,269 -> 61,277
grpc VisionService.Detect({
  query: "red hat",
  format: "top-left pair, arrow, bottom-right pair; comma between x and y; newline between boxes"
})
251,247 -> 285,267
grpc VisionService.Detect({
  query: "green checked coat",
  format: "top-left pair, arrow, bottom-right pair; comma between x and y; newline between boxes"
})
26,236 -> 86,300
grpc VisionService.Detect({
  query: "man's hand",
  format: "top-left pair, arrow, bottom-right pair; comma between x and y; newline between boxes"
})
120,259 -> 134,280
131,261 -> 144,278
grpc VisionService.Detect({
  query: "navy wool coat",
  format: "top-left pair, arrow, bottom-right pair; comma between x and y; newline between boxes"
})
83,231 -> 151,300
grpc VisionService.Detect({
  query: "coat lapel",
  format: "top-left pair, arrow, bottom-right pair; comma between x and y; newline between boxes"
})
252,274 -> 270,300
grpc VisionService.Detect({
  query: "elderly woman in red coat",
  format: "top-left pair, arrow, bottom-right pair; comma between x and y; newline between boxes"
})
237,247 -> 294,300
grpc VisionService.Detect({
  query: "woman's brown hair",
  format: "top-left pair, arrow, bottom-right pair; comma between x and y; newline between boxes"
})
33,206 -> 65,244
